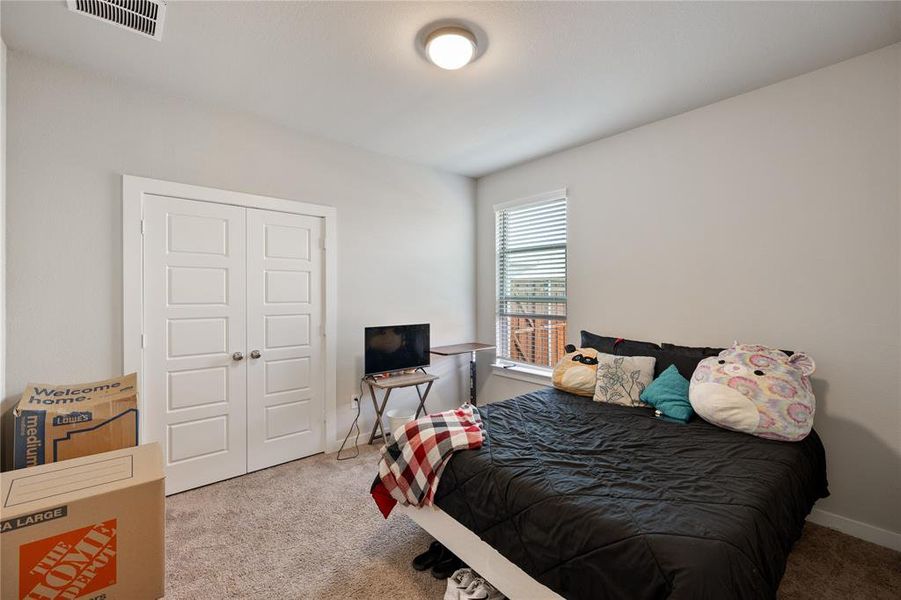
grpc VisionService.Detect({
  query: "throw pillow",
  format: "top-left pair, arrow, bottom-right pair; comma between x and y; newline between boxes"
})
640,364 -> 693,422
689,343 -> 816,442
580,330 -> 619,353
581,330 -> 660,356
662,342 -> 793,357
660,343 -> 724,356
552,347 -> 599,397
654,345 -> 723,379
593,353 -> 656,407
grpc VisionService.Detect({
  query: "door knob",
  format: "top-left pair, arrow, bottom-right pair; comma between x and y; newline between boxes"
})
232,352 -> 244,361
250,350 -> 262,359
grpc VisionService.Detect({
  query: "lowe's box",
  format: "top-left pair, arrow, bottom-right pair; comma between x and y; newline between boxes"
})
13,374 -> 139,470
0,443 -> 165,600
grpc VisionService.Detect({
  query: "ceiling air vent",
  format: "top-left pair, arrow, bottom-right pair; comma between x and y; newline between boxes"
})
67,0 -> 167,41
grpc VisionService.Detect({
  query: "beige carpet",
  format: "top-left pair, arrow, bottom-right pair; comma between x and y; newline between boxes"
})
166,446 -> 900,599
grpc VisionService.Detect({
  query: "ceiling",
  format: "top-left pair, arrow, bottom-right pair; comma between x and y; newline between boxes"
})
3,1 -> 901,178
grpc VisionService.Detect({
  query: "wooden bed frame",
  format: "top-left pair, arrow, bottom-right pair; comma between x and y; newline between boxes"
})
397,504 -> 564,600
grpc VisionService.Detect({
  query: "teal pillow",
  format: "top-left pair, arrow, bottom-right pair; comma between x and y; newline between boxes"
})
640,364 -> 693,423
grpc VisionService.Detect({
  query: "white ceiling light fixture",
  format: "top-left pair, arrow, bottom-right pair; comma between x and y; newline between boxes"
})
424,26 -> 478,70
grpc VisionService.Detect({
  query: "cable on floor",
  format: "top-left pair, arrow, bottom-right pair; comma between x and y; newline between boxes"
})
337,377 -> 365,461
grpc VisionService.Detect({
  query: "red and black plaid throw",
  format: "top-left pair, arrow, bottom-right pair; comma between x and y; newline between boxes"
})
371,404 -> 484,518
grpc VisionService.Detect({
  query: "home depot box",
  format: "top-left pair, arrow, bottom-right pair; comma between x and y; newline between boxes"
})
13,374 -> 139,469
1,443 -> 165,600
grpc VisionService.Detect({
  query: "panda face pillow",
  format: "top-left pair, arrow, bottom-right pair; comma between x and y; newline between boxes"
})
689,343 -> 816,442
552,347 -> 599,397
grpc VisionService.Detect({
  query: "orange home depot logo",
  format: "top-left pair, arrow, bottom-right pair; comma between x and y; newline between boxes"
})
19,519 -> 117,600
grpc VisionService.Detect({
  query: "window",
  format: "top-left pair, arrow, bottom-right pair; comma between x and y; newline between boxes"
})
496,193 -> 567,369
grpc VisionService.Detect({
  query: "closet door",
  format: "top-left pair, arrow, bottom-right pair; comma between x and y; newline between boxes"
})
246,209 -> 325,471
143,195 -> 248,495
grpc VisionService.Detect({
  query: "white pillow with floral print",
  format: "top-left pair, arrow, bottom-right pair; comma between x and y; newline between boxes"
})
593,353 -> 656,407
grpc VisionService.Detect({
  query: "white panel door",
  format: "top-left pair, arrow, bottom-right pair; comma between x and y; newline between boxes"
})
246,209 -> 324,471
144,195 -> 248,494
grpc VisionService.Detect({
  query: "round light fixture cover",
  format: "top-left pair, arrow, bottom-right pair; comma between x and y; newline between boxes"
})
425,26 -> 477,70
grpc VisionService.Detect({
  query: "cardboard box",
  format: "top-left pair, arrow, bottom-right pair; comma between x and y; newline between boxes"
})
13,374 -> 139,470
1,443 -> 165,600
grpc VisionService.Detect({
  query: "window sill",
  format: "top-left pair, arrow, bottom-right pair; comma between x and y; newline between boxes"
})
491,363 -> 553,386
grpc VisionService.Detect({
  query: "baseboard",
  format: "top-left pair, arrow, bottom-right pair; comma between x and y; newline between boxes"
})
807,508 -> 901,551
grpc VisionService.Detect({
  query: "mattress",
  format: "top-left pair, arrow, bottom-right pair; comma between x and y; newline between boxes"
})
433,388 -> 828,600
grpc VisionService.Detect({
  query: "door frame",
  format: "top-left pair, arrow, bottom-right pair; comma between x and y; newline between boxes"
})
122,175 -> 339,454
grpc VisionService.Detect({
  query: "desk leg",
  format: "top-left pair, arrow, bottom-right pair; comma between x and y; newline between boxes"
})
366,383 -> 379,444
413,384 -> 425,418
415,381 -> 434,418
368,385 -> 392,445
470,350 -> 477,406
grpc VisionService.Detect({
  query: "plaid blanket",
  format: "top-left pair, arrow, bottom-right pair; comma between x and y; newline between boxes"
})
371,404 -> 484,518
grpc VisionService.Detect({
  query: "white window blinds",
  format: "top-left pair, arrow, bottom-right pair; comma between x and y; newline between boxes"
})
496,195 -> 567,368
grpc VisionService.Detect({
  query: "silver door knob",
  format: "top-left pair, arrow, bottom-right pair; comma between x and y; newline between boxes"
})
250,350 -> 262,359
232,352 -> 244,361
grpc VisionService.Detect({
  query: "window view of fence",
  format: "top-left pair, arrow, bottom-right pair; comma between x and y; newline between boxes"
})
496,196 -> 567,369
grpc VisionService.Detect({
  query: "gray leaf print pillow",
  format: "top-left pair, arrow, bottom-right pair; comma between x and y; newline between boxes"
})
593,353 -> 656,407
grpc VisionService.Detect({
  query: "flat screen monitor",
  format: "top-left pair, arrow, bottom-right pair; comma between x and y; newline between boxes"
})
364,324 -> 430,375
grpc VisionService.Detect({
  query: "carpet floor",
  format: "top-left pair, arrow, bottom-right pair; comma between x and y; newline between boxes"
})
166,446 -> 900,599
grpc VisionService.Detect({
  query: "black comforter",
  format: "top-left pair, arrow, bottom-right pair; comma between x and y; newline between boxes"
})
433,388 -> 828,600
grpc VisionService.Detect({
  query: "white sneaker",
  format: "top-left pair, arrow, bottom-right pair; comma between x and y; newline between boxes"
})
461,577 -> 504,600
444,568 -> 478,600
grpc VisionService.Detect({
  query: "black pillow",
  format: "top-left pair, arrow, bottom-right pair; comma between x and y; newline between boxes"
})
580,330 -> 669,376
655,343 -> 723,379
581,334 -> 720,379
655,349 -> 709,378
660,343 -> 724,356
580,330 -> 660,356
659,342 -> 794,378
582,333 -> 793,380
662,342 -> 793,358
579,330 -> 618,353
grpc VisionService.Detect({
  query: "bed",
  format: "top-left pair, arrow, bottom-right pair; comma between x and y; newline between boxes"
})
424,387 -> 829,600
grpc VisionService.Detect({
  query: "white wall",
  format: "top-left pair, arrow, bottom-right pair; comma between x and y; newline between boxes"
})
477,45 -> 901,542
4,52 -> 476,465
